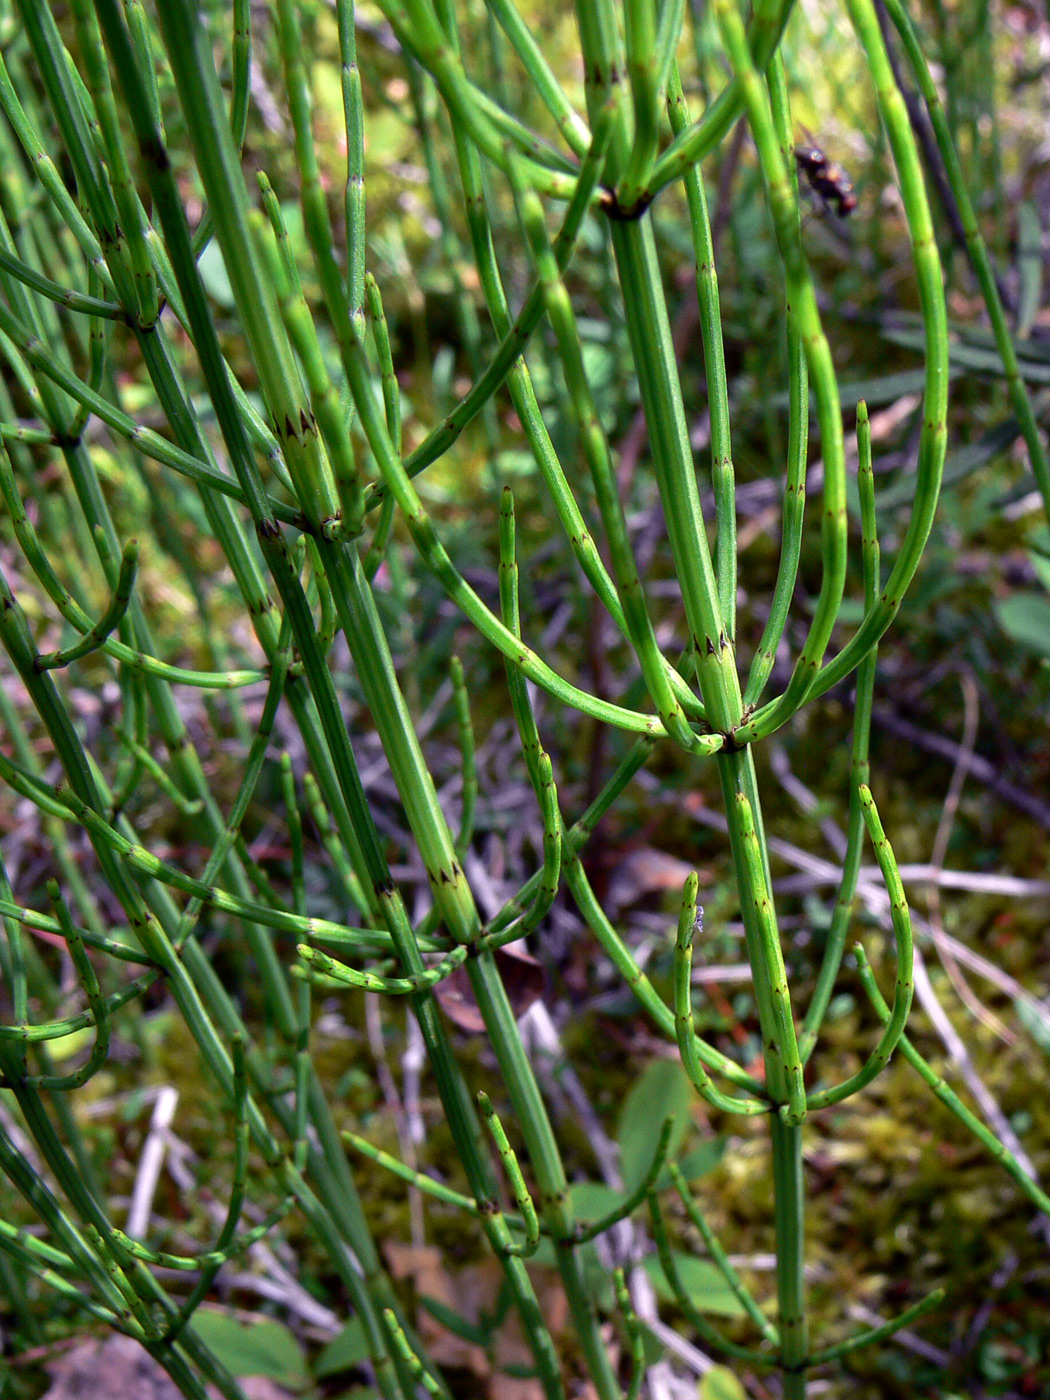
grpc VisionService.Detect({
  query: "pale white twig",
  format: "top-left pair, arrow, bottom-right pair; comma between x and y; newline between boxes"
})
911,946 -> 1037,1181
770,743 -> 848,860
689,964 -> 755,984
775,866 -> 1050,897
923,673 -> 1013,1042
160,1131 -> 345,1331
845,1303 -> 950,1365
641,1313 -> 715,1376
0,1096 -> 40,1170
365,995 -> 424,1248
126,1086 -> 178,1241
525,1006 -> 724,1396
625,1266 -> 679,1400
523,1002 -> 623,1189
689,805 -> 1050,1221
402,1014 -> 427,1148
81,1084 -> 165,1119
462,846 -> 503,919
223,1267 -> 341,1331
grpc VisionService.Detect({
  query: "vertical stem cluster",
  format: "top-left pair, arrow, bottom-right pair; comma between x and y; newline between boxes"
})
0,3 -> 1026,1400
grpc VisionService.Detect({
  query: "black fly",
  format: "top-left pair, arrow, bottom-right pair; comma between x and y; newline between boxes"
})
794,140 -> 857,219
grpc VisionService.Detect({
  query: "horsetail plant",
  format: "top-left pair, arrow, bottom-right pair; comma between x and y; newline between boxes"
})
0,2 -> 1044,1399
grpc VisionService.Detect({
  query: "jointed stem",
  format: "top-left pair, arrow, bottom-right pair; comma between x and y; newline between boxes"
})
881,0 -> 1050,517
0,0 -> 985,1395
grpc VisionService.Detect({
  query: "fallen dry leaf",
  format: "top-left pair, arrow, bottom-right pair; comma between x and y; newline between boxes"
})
44,1336 -> 183,1400
233,1378 -> 298,1400
435,944 -> 545,1033
384,1245 -> 548,1398
384,1242 -> 488,1373
43,1333 -> 299,1400
604,845 -> 708,916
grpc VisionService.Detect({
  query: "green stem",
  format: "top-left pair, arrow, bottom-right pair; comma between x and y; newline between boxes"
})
800,401 -> 879,1058
882,0 -> 1050,518
807,785 -> 914,1110
715,0 -> 846,736
856,948 -> 1050,1217
669,1162 -> 779,1347
771,1115 -> 807,1393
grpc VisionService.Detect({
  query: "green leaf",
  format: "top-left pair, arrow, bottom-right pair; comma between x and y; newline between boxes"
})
190,1309 -> 309,1389
278,200 -> 309,262
1017,202 -> 1043,341
829,598 -> 865,625
1028,549 -> 1050,596
642,1253 -> 746,1317
876,415 -> 1019,511
1014,997 -> 1050,1057
524,1236 -> 557,1268
419,1294 -> 490,1348
315,1318 -> 370,1379
995,592 -> 1050,660
617,1059 -> 694,1193
835,367 -> 929,411
47,1026 -> 93,1063
699,1364 -> 748,1400
637,1322 -> 666,1365
197,240 -> 236,308
569,1181 -> 624,1222
654,1137 -> 727,1191
526,1225 -> 615,1309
